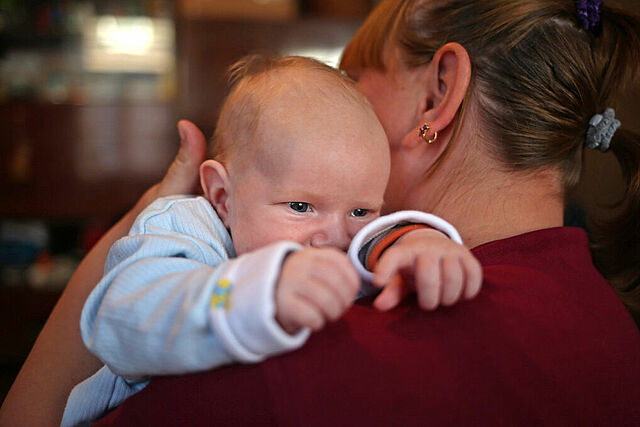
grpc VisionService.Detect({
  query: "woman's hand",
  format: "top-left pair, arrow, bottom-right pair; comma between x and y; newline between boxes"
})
138,120 -> 208,208
157,120 -> 208,197
371,228 -> 483,311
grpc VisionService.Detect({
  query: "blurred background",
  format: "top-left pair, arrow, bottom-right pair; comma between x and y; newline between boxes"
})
0,0 -> 638,402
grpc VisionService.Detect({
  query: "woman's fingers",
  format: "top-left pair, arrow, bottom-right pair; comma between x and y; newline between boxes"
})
157,120 -> 208,197
177,120 -> 207,165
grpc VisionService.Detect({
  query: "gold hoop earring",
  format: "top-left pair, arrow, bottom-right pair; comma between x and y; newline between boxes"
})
419,123 -> 438,144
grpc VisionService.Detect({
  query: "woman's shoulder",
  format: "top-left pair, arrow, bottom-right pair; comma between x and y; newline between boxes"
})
474,226 -> 639,349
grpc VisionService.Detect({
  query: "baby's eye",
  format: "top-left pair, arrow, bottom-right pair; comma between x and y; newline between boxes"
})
288,202 -> 311,213
350,208 -> 368,217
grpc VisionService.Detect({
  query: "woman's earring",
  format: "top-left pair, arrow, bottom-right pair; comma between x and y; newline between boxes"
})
419,123 -> 438,144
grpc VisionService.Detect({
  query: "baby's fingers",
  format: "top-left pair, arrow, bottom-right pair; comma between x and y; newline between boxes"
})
373,274 -> 410,311
373,247 -> 414,288
276,294 -> 325,334
300,276 -> 351,322
311,253 -> 359,304
463,256 -> 483,300
440,256 -> 464,306
414,255 -> 442,310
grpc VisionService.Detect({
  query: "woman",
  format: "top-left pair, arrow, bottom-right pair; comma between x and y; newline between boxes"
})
340,0 -> 640,315
2,0 -> 639,424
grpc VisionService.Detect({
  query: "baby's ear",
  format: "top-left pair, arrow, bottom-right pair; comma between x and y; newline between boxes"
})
200,159 -> 232,225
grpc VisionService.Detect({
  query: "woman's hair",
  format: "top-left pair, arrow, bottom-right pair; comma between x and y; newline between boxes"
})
211,54 -> 368,165
341,0 -> 640,321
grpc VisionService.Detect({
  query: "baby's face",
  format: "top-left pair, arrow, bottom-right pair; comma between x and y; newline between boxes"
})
223,95 -> 390,255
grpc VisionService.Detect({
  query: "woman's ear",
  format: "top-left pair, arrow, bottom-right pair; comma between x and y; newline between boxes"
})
420,42 -> 471,140
398,43 -> 471,172
200,159 -> 232,225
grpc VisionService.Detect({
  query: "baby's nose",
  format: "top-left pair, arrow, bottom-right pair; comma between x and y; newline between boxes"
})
310,216 -> 350,251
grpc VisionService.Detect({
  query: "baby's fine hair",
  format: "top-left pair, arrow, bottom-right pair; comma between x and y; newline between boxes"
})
211,54 -> 371,164
342,0 -> 640,322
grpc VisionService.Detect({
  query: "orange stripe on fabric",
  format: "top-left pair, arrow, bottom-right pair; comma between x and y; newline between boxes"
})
366,224 -> 433,272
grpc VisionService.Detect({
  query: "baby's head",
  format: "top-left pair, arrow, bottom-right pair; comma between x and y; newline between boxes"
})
200,55 -> 390,255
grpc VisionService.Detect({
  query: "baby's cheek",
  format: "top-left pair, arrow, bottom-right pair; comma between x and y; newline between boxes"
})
230,227 -> 265,256
348,216 -> 378,238
233,224 -> 300,255
229,231 -> 250,256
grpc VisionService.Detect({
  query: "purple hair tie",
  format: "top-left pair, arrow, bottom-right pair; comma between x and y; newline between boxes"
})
575,0 -> 603,32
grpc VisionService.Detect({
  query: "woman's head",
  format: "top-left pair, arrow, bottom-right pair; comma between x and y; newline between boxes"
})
341,0 -> 638,192
342,0 -> 640,321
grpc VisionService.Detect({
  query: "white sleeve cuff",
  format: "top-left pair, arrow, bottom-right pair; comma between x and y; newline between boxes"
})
347,210 -> 463,282
209,241 -> 310,363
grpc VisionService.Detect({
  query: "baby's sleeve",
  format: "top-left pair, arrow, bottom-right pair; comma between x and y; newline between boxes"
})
81,196 -> 309,379
347,210 -> 463,284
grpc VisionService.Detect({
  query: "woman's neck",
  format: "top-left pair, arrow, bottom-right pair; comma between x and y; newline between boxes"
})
411,166 -> 565,249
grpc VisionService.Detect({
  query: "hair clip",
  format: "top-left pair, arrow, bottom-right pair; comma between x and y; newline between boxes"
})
585,108 -> 620,152
575,0 -> 603,33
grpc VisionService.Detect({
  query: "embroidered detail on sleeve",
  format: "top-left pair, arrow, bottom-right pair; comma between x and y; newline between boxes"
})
211,278 -> 233,310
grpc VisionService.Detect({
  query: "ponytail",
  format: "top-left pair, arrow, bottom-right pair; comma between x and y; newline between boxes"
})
585,7 -> 640,325
589,129 -> 640,325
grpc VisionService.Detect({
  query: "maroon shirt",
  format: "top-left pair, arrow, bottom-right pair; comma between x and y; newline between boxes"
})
97,227 -> 640,426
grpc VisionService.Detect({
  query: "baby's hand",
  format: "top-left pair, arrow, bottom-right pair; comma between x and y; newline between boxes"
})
372,228 -> 482,311
275,247 -> 360,334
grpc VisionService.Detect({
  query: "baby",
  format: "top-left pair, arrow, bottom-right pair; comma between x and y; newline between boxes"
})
63,55 -> 478,425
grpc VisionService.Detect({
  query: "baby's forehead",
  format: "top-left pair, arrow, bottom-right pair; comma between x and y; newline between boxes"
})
223,59 -> 388,177
249,115 -> 386,181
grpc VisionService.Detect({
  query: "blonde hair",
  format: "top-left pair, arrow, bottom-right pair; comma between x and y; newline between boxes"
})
341,0 -> 640,322
211,54 -> 371,166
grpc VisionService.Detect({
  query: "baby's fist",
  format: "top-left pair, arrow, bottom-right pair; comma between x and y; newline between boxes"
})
275,247 -> 360,334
